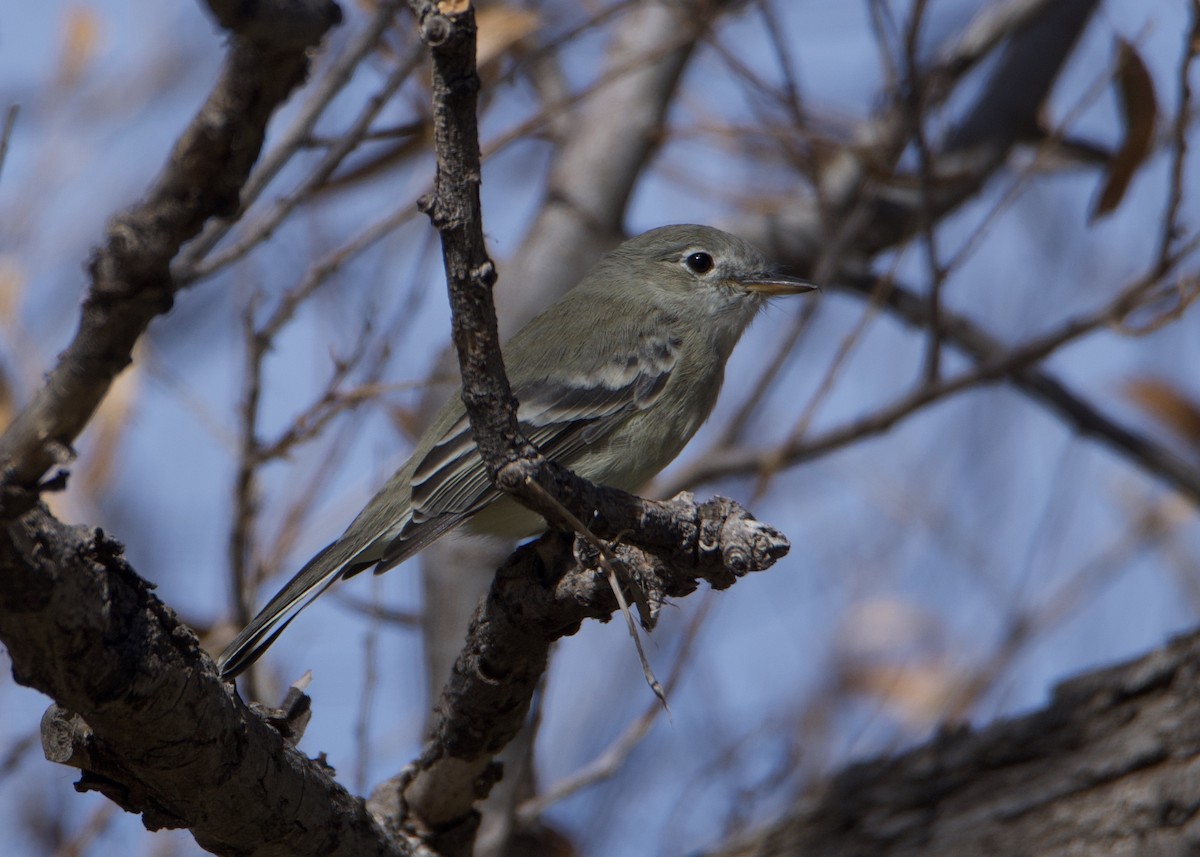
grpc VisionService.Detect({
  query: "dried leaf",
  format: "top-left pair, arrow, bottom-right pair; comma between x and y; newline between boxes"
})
388,404 -> 423,441
0,256 -> 24,326
55,6 -> 102,90
844,661 -> 966,727
1125,377 -> 1200,451
0,361 -> 12,433
1091,39 -> 1157,221
437,0 -> 470,15
477,6 -> 540,72
836,598 -> 937,655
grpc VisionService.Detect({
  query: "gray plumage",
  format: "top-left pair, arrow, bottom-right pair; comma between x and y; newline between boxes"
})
217,224 -> 814,677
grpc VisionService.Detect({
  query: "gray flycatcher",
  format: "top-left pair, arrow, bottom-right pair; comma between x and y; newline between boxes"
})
218,224 -> 816,678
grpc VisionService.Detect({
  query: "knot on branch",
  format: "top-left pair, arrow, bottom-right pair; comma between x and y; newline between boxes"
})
41,705 -> 188,831
88,217 -> 174,310
471,260 -> 497,290
421,13 -> 454,46
564,493 -> 791,628
416,191 -> 468,231
692,495 -> 790,586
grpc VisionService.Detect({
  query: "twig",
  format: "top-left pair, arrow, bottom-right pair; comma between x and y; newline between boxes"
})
750,267 -> 897,501
0,104 -> 19,183
523,477 -> 668,710
900,0 -> 949,382
517,595 -> 714,821
184,40 -> 424,283
756,0 -> 807,129
174,0 -> 407,281
231,293 -> 267,635
333,593 -> 421,627
0,2 -> 343,515
353,574 -> 382,794
662,264 -> 1200,501
1153,0 -> 1199,271
0,729 -> 37,781
717,297 -> 820,447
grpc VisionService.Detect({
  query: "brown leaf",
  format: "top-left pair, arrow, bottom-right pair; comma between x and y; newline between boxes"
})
843,661 -> 967,727
1090,39 -> 1157,221
55,6 -> 102,90
477,6 -> 540,72
437,0 -> 471,15
388,404 -> 423,441
0,256 -> 23,326
0,361 -> 12,433
1125,377 -> 1200,451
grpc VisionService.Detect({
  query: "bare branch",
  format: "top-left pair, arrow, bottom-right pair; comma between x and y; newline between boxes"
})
664,266 -> 1200,500
174,0 -> 409,282
393,497 -> 788,837
705,627 -> 1200,857
0,0 -> 343,516
0,508 -> 407,857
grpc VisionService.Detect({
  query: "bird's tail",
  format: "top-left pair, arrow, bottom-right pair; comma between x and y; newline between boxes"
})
216,541 -> 371,679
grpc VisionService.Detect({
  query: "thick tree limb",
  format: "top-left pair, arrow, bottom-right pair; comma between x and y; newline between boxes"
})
706,627 -> 1200,857
379,496 -> 787,850
0,508 -> 409,857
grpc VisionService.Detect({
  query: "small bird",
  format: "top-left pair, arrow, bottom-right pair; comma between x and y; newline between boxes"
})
218,224 -> 816,678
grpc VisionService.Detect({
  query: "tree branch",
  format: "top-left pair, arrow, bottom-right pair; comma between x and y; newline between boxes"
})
706,627 -> 1200,856
399,2 -> 793,849
0,507 -> 407,857
745,0 -> 1100,272
661,266 -> 1200,496
0,0 -> 343,517
376,496 -> 787,850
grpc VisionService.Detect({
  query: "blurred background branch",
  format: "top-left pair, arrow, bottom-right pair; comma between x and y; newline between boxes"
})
0,0 -> 1198,855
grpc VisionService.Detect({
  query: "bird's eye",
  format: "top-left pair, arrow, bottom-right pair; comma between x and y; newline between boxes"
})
684,252 -> 715,274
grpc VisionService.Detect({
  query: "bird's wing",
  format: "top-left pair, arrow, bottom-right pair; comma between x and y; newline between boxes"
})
405,332 -> 680,527
217,333 -> 678,679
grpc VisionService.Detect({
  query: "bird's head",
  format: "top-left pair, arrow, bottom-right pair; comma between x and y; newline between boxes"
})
608,224 -> 817,337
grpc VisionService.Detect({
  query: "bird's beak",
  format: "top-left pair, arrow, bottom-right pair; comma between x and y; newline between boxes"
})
740,273 -> 819,296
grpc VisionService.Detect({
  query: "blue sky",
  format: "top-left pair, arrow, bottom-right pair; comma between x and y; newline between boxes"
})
1,2 -> 1198,855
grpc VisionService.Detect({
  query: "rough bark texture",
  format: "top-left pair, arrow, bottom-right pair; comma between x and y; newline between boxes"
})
5,0 -> 1195,855
708,629 -> 1200,857
391,497 -> 788,850
0,508 -> 409,857
402,7 -> 797,849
